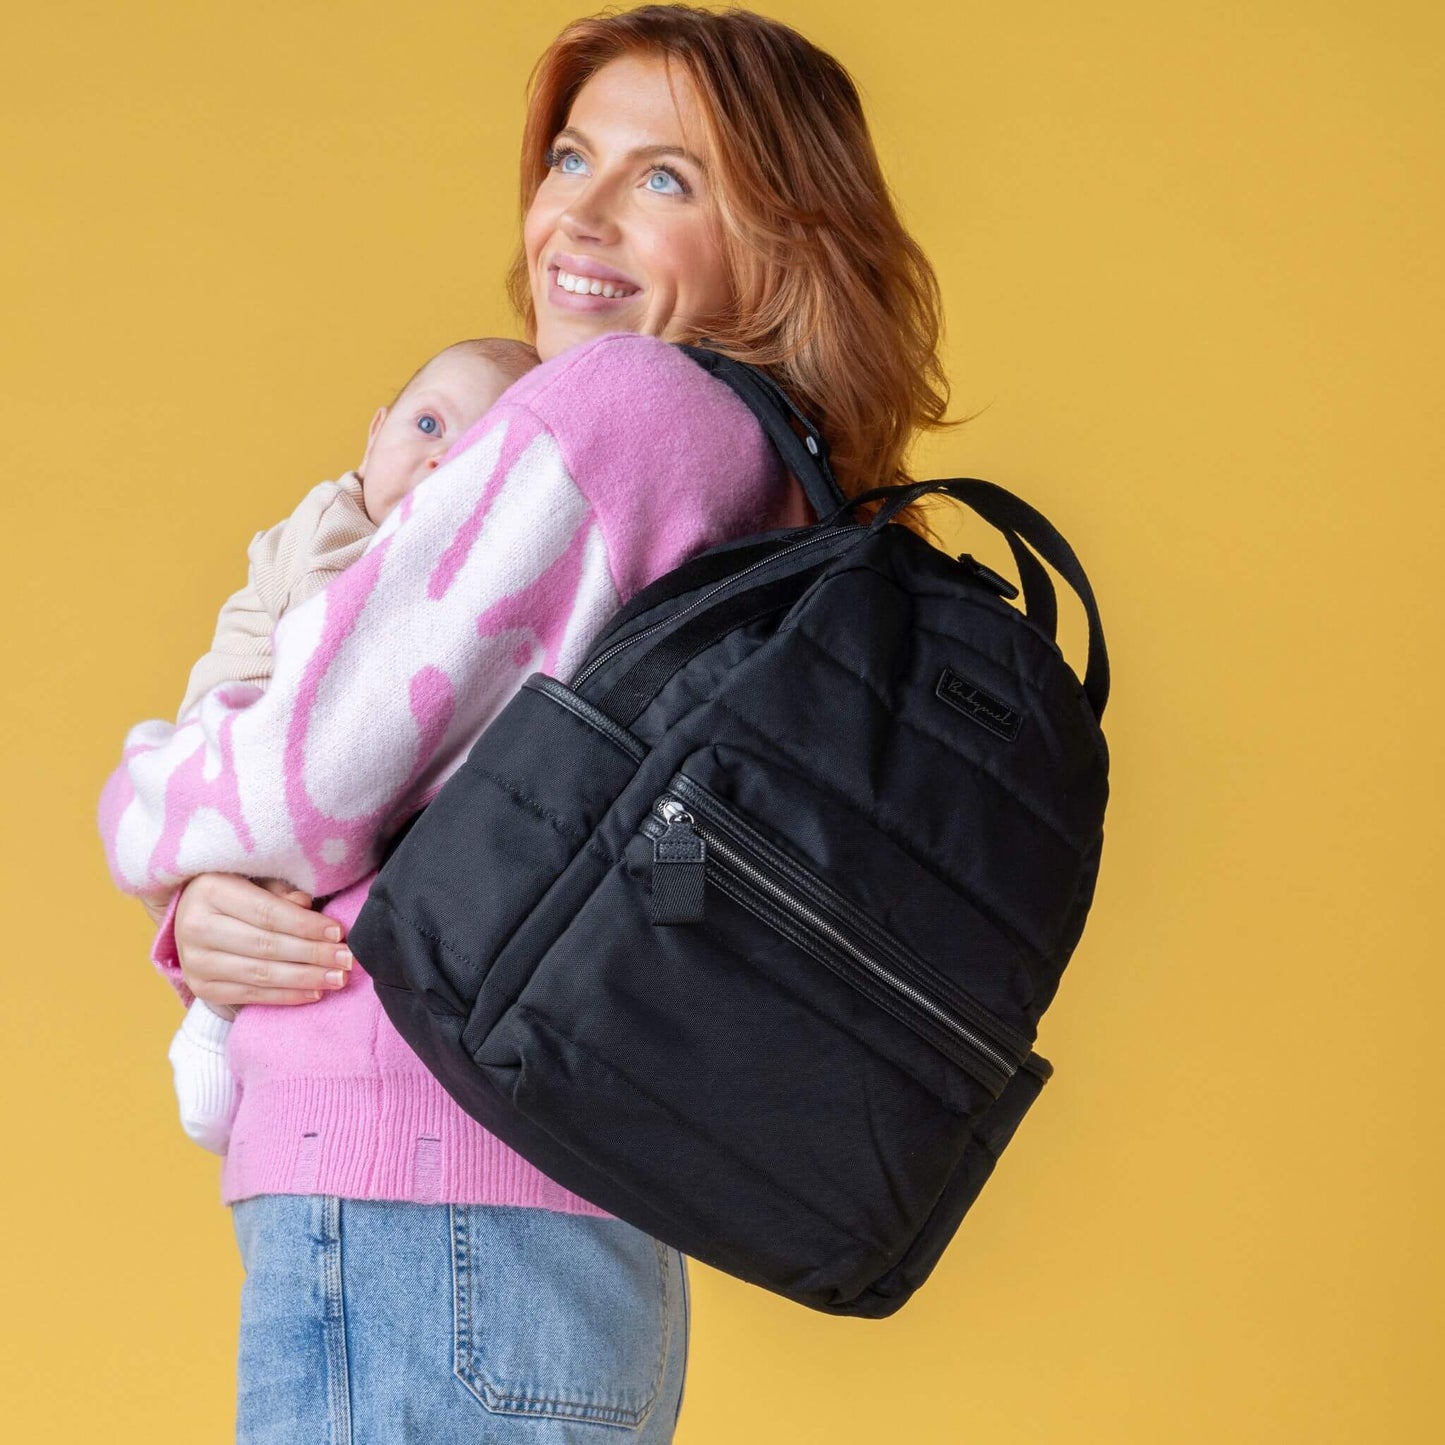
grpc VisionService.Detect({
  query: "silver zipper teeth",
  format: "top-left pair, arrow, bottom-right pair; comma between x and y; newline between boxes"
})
571,531 -> 845,689
653,798 -> 1016,1079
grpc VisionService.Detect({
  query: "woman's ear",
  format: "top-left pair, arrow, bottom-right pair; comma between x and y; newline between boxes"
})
358,405 -> 387,477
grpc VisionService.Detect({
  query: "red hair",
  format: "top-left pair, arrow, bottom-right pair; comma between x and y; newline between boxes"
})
506,4 -> 970,537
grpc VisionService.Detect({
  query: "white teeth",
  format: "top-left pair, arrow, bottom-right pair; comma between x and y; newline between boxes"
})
555,267 -> 638,300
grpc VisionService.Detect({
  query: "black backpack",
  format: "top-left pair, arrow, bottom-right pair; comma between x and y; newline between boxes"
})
348,345 -> 1110,1318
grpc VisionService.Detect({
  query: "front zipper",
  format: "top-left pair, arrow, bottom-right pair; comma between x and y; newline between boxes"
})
640,777 -> 1033,1097
570,528 -> 851,691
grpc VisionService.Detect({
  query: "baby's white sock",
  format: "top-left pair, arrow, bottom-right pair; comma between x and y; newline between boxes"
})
168,998 -> 238,1155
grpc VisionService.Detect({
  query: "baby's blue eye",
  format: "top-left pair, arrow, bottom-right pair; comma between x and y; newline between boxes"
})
417,414 -> 439,436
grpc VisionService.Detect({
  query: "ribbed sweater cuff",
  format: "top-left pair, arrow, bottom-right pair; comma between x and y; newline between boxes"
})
151,888 -> 194,1009
181,998 -> 234,1049
169,1003 -> 238,1154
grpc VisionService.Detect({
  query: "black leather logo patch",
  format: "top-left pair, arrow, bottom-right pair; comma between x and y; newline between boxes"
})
936,668 -> 1022,742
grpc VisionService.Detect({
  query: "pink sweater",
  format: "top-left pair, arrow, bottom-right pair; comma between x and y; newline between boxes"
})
98,332 -> 810,1210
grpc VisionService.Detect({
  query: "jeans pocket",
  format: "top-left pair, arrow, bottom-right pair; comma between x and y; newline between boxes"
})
450,1204 -> 673,1430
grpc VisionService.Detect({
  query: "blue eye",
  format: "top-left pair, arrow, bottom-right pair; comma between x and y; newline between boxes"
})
647,168 -> 684,195
545,144 -> 690,197
545,146 -> 587,175
416,414 -> 439,436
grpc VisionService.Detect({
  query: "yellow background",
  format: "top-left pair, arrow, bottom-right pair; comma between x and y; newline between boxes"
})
2,1 -> 1439,1439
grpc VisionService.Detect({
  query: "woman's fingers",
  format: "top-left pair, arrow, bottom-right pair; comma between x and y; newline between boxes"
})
197,906 -> 352,973
188,872 -> 342,943
185,955 -> 338,1007
239,874 -> 338,938
174,873 -> 351,1007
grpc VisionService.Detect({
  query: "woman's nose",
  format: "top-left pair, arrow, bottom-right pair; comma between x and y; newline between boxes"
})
560,183 -> 622,245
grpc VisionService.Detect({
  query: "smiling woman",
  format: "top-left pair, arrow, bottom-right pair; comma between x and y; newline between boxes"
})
98,5 -> 964,1439
523,51 -> 735,356
507,6 -> 958,511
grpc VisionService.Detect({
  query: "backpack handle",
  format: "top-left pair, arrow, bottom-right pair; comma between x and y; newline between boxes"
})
676,344 -> 849,524
832,479 -> 1110,724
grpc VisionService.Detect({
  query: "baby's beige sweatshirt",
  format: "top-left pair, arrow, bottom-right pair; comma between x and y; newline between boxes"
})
176,470 -> 376,721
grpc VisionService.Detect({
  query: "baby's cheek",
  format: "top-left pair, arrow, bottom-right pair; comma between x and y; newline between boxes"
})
361,476 -> 401,534
367,484 -> 414,541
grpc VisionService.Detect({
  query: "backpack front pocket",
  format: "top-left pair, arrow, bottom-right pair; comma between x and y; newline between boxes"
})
469,756 -> 1047,1307
639,771 -> 1037,1106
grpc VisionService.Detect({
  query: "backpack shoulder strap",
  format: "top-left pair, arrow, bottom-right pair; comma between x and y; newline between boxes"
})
674,343 -> 849,523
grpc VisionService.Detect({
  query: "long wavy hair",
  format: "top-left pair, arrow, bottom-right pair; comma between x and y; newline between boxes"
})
506,4 -> 970,538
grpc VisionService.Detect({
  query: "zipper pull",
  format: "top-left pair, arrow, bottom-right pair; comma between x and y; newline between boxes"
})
650,799 -> 707,925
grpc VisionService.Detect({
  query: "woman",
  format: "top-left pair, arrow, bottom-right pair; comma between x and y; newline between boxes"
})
103,6 -> 956,1438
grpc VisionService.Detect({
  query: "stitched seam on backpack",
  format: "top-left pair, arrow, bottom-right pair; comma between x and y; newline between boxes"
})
372,975 -> 467,1019
782,625 -> 1084,850
527,678 -> 649,764
664,778 -> 1035,1038
696,877 -> 988,1116
513,1004 -> 893,1257
367,828 -> 616,1020
786,559 -> 1079,697
906,619 -> 1063,709
783,560 -> 1107,765
705,697 -> 1057,965
467,764 -> 590,845
910,617 -> 1108,768
666,794 -> 1029,1041
430,840 -> 622,1053
788,624 -> 1079,847
361,895 -> 473,1015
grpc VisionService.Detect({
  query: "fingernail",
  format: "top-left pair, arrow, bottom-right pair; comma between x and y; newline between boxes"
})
325,925 -> 341,942
326,970 -> 344,987
335,948 -> 352,968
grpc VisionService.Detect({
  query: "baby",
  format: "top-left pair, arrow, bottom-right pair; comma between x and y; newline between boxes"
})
162,335 -> 539,1153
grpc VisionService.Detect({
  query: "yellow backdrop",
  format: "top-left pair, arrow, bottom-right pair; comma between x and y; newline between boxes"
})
2,1 -> 1439,1439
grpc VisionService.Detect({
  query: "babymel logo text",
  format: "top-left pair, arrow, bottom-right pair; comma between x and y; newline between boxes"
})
935,668 -> 1022,742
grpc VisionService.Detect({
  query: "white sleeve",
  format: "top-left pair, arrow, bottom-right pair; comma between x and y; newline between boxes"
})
167,1000 -> 237,1155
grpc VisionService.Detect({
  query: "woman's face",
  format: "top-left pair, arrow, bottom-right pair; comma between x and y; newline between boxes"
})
524,52 -> 732,363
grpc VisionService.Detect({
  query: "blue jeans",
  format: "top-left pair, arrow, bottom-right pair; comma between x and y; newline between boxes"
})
230,1195 -> 690,1443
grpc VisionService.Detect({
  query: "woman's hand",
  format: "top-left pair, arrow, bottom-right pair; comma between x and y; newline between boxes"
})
139,887 -> 179,930
172,873 -> 352,1009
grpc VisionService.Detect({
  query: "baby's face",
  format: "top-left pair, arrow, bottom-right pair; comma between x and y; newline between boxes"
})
357,351 -> 526,525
